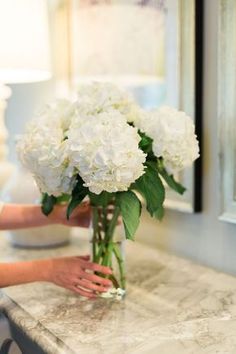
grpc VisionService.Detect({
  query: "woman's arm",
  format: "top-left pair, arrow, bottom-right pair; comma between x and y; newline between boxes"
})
0,260 -> 48,287
0,256 -> 112,298
0,202 -> 91,230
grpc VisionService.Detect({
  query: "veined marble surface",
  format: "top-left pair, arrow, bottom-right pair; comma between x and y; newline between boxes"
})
1,230 -> 236,353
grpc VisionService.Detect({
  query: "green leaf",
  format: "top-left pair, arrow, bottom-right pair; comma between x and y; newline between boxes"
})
138,131 -> 153,154
41,193 -> 57,216
154,206 -> 165,221
157,159 -> 186,195
132,162 -> 165,217
138,131 -> 157,162
56,194 -> 71,203
116,191 -> 141,240
67,175 -> 88,219
89,191 -> 114,208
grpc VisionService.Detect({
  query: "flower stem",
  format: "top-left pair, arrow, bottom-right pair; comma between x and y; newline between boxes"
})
105,206 -> 120,242
113,243 -> 126,289
91,205 -> 125,290
92,207 -> 99,261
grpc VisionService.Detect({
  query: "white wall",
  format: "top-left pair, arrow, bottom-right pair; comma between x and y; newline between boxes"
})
5,0 -> 236,275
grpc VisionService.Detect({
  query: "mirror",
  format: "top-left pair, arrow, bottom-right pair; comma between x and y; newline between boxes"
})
49,0 -> 203,213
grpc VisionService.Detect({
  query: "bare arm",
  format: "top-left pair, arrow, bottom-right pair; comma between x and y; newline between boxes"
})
0,204 -> 54,230
0,259 -> 48,287
0,202 -> 91,230
0,202 -> 113,298
0,256 -> 112,298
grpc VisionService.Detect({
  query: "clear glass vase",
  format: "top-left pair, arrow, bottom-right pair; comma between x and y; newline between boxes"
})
90,206 -> 126,299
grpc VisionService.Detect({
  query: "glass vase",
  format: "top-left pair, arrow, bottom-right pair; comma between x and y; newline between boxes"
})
90,206 -> 126,299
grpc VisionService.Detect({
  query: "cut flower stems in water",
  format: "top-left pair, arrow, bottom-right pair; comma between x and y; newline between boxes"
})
91,205 -> 126,295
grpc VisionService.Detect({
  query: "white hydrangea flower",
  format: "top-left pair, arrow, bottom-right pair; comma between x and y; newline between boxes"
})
18,84 -> 199,200
77,81 -> 142,124
138,106 -> 199,173
37,99 -> 77,135
17,100 -> 77,196
126,104 -> 147,126
134,108 -> 153,133
17,85 -> 146,197
67,109 -> 146,194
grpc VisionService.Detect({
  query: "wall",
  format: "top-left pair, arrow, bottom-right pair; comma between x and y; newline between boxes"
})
5,0 -> 236,275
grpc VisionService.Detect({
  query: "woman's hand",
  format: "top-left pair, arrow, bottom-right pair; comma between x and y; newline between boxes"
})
49,202 -> 91,228
0,256 -> 112,298
45,255 -> 112,298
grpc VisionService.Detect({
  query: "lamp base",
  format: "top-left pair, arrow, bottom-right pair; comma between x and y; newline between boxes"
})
0,162 -> 15,189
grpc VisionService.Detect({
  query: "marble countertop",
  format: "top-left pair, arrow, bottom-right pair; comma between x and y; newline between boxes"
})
1,230 -> 236,354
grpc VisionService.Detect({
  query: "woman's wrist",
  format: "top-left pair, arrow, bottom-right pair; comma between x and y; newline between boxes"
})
29,259 -> 53,282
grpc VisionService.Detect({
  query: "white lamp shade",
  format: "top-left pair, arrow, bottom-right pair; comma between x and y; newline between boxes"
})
0,0 -> 52,83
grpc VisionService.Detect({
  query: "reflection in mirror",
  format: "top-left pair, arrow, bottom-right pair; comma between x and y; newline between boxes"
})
70,0 -> 179,110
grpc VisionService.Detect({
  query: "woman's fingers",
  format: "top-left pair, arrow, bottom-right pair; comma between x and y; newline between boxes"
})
77,278 -> 108,293
81,271 -> 112,287
77,255 -> 90,261
70,286 -> 96,299
48,256 -> 112,298
80,260 -> 112,275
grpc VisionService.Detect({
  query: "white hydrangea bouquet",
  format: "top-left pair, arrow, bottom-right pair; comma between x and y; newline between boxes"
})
17,82 -> 199,298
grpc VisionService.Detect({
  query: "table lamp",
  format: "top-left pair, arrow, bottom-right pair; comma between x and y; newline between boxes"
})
0,0 -> 52,188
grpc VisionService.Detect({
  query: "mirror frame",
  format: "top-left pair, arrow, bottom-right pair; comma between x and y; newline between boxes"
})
218,0 -> 236,223
164,0 -> 203,213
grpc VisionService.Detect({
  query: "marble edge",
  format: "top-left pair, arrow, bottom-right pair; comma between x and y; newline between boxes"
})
0,291 -> 75,354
